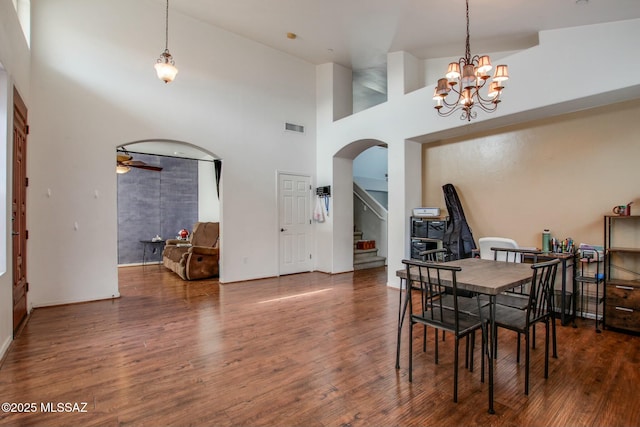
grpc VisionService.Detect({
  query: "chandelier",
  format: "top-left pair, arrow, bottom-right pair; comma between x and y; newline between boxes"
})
154,0 -> 178,83
433,0 -> 509,121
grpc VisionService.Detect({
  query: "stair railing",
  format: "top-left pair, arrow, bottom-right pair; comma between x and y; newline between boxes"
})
353,182 -> 387,221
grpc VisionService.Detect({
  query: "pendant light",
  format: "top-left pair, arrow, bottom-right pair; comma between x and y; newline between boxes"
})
154,0 -> 178,83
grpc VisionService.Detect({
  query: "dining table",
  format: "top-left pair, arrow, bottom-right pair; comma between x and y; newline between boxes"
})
396,257 -> 533,414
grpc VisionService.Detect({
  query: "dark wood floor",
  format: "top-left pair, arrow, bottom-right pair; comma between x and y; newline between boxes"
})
0,265 -> 639,427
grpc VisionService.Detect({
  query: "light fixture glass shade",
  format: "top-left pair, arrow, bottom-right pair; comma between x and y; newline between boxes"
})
446,62 -> 461,80
493,65 -> 509,82
116,165 -> 131,174
155,51 -> 178,83
477,55 -> 492,74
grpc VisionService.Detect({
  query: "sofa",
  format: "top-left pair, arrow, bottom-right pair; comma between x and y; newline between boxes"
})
162,222 -> 220,280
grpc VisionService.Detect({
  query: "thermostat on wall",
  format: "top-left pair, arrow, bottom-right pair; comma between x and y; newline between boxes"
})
413,207 -> 441,217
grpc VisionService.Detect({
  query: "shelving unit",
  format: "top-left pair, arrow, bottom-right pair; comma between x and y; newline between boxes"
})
409,216 -> 448,260
575,249 -> 605,332
604,215 -> 640,334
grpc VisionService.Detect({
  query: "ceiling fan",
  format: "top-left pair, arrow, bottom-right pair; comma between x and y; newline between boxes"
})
116,150 -> 163,174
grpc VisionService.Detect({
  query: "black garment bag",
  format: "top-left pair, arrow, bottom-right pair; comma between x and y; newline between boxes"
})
441,183 -> 477,260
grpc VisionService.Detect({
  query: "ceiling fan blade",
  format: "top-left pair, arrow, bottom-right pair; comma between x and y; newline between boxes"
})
117,153 -> 133,163
122,160 -> 147,166
116,151 -> 162,171
131,164 -> 163,172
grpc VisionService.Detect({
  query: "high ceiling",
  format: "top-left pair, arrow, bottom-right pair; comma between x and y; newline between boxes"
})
166,0 -> 640,71
137,0 -> 640,156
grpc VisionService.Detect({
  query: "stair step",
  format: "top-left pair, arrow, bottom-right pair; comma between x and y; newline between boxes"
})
354,248 -> 379,261
354,256 -> 386,270
353,231 -> 384,270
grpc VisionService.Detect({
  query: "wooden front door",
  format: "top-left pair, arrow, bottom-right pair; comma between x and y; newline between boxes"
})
12,87 -> 28,334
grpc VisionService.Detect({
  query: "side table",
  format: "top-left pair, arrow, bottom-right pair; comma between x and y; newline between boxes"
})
140,240 -> 165,267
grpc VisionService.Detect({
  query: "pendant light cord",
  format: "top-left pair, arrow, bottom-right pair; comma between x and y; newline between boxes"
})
164,0 -> 170,51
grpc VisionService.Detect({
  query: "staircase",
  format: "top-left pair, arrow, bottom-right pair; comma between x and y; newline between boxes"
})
353,231 -> 386,270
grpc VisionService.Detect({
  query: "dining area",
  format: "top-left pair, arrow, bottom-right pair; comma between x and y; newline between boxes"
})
395,248 -> 562,415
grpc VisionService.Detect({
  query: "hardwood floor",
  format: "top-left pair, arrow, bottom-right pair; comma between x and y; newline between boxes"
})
0,265 -> 639,426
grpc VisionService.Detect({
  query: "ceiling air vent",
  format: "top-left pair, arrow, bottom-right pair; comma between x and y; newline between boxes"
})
285,122 -> 305,133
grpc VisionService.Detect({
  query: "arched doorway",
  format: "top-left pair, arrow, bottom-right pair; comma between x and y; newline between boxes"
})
115,140 -> 221,268
334,139 -> 389,271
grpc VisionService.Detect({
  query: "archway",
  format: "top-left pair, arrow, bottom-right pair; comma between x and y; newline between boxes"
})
334,138 -> 389,272
115,140 -> 221,270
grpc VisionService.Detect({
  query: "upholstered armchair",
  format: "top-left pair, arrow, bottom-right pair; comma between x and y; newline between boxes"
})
162,222 -> 220,280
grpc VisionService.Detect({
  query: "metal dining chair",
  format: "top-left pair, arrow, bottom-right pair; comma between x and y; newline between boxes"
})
491,247 -> 542,309
489,247 -> 557,361
396,248 -> 449,369
493,258 -> 561,395
403,259 -> 487,403
420,248 -> 489,369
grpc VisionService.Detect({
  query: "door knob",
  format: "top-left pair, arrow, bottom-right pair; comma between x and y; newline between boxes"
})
281,228 -> 286,232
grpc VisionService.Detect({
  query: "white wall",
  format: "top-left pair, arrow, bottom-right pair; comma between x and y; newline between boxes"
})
353,145 -> 388,192
26,0 -> 317,310
198,161 -> 219,222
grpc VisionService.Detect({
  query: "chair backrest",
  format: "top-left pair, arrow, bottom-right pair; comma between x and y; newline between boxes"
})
526,258 -> 561,325
190,222 -> 220,247
419,248 -> 448,262
491,247 -> 543,263
478,237 -> 518,261
402,259 -> 466,331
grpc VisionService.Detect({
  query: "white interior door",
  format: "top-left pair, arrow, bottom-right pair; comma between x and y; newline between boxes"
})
278,173 -> 312,275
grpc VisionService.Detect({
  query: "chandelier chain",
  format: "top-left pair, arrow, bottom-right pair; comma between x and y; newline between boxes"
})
465,0 -> 471,62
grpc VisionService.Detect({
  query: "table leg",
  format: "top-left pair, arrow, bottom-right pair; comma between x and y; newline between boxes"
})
488,294 -> 495,414
142,244 -> 147,267
395,277 -> 407,369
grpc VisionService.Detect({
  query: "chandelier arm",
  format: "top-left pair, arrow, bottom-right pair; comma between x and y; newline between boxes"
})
436,105 -> 464,118
439,100 -> 460,111
475,90 -> 497,105
473,102 -> 499,113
